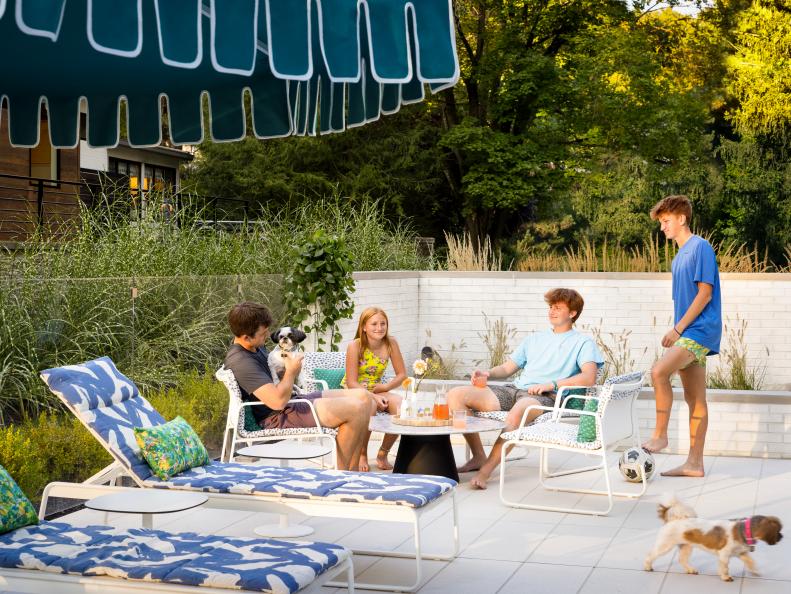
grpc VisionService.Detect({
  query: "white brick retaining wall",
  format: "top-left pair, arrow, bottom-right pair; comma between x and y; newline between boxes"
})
348,271 -> 791,458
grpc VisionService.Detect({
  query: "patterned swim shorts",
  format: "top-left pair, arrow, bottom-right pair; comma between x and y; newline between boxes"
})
489,383 -> 555,411
674,337 -> 710,368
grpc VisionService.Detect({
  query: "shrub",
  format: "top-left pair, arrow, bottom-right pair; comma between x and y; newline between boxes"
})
0,370 -> 227,504
0,414 -> 109,504
145,369 -> 228,454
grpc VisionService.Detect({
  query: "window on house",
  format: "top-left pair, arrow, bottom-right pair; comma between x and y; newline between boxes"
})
108,158 -> 141,196
145,165 -> 176,193
30,120 -> 59,184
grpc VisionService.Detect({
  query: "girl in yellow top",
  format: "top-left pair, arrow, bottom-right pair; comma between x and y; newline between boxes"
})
343,307 -> 407,471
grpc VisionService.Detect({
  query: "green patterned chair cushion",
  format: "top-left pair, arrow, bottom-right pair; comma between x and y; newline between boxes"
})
314,368 -> 345,390
0,465 -> 39,535
134,416 -> 210,480
243,405 -> 260,432
576,399 -> 599,443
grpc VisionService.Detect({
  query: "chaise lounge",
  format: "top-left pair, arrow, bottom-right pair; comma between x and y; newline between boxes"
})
39,357 -> 459,592
0,466 -> 353,594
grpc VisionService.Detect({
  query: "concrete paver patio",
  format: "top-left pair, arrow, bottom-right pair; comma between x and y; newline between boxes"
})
59,445 -> 791,594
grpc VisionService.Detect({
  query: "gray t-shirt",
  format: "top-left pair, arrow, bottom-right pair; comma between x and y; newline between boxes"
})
224,343 -> 274,425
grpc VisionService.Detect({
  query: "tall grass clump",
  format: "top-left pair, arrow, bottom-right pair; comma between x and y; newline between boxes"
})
444,232 -> 504,271
0,191 -> 422,422
708,316 -> 767,390
516,236 -> 782,273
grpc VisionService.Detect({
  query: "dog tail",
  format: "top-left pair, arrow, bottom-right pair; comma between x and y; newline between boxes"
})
657,492 -> 696,523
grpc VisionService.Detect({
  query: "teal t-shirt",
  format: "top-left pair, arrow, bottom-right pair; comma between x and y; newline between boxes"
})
509,329 -> 604,389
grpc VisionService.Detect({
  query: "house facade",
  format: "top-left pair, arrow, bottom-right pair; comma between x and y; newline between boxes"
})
0,106 -> 192,245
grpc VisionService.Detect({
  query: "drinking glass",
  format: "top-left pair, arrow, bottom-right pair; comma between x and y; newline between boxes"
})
452,409 -> 467,429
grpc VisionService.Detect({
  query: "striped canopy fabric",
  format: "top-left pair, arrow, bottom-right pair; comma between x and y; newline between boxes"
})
0,0 -> 459,148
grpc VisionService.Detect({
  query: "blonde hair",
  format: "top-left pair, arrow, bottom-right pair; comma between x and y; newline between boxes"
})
355,307 -> 392,355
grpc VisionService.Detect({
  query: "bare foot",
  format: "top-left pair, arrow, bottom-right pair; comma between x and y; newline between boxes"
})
661,462 -> 704,477
457,456 -> 487,473
470,470 -> 491,490
376,449 -> 393,471
358,454 -> 370,473
642,436 -> 668,453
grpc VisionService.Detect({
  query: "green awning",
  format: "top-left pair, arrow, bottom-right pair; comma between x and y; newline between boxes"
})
0,0 -> 459,148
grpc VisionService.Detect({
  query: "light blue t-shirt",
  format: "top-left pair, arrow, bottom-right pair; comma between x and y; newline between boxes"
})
509,329 -> 604,390
672,234 -> 722,354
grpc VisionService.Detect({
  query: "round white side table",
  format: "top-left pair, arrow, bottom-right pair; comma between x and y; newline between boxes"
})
85,489 -> 208,529
236,442 -> 333,538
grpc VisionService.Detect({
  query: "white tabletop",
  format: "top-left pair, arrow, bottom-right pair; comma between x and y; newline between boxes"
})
369,414 -> 505,436
237,442 -> 333,460
85,490 -> 208,515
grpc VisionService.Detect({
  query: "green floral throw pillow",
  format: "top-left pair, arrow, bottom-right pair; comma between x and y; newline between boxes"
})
134,417 -> 210,480
576,399 -> 599,443
0,465 -> 39,534
314,368 -> 345,390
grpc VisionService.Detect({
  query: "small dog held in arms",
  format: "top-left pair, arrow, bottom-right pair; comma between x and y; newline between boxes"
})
267,326 -> 307,383
644,494 -> 783,582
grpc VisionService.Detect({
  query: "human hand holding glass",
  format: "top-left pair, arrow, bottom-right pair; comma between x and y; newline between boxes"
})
471,369 -> 489,388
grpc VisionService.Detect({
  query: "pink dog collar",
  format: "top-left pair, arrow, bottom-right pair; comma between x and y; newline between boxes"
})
741,517 -> 757,548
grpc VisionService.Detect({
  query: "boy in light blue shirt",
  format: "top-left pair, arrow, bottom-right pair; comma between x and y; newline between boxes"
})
447,288 -> 604,489
642,195 -> 721,478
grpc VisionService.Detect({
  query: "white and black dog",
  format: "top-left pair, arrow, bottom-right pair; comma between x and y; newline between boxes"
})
267,326 -> 307,383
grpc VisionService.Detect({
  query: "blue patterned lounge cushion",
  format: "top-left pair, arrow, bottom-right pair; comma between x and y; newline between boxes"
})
0,465 -> 38,535
145,462 -> 456,508
135,416 -> 211,480
40,357 -> 165,480
0,521 -> 349,593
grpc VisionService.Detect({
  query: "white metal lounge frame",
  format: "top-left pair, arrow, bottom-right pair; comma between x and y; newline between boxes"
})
499,374 -> 646,516
42,364 -> 459,591
0,524 -> 354,594
40,480 -> 457,593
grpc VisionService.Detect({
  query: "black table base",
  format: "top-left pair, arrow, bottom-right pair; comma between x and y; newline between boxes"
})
392,434 -> 460,482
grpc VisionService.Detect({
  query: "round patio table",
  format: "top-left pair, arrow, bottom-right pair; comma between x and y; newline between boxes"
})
369,414 -> 505,482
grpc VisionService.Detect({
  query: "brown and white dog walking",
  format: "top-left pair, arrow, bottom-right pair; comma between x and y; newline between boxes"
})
644,494 -> 783,581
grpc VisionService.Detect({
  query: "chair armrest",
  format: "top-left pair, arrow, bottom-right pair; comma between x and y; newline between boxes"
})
239,401 -> 269,408
239,399 -> 325,431
287,398 -> 324,430
555,385 -> 595,400
517,404 -> 557,429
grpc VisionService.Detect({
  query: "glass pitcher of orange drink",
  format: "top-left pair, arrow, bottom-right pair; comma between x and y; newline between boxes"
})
432,385 -> 449,420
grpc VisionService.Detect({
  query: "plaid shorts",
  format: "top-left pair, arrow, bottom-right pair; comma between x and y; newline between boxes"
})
675,337 -> 710,368
489,383 -> 555,412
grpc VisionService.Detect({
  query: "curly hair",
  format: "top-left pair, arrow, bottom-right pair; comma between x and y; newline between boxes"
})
544,288 -> 585,323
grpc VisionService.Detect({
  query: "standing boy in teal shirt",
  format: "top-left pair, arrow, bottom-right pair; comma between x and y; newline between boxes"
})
643,195 -> 722,477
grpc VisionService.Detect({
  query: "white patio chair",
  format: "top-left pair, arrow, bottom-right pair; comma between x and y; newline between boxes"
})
216,365 -> 338,467
468,368 -> 607,461
499,371 -> 645,516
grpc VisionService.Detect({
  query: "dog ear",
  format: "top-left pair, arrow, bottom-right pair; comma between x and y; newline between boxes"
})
293,328 -> 307,343
753,516 -> 784,545
270,328 -> 281,344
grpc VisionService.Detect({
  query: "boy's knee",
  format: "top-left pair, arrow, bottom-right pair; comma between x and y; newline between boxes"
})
651,365 -> 670,383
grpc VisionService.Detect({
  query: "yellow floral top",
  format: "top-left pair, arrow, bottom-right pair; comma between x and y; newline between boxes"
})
341,347 -> 389,390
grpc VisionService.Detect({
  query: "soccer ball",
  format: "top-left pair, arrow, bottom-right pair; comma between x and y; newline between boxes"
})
618,447 -> 655,483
